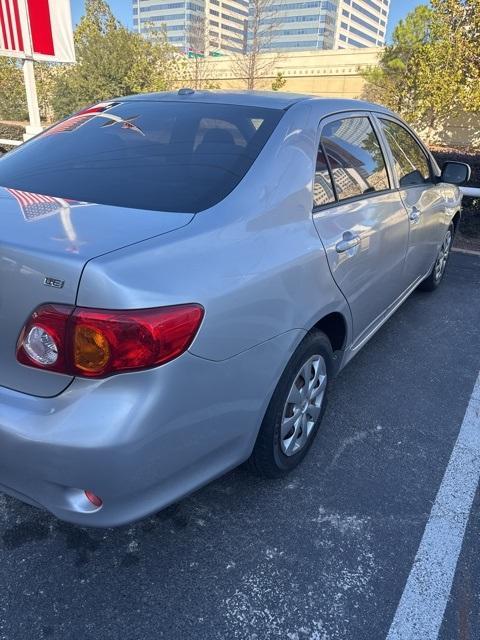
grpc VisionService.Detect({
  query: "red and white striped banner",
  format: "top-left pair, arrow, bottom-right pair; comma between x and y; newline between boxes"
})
0,0 -> 75,63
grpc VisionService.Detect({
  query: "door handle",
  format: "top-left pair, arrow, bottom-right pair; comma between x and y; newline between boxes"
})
409,207 -> 421,223
335,232 -> 361,253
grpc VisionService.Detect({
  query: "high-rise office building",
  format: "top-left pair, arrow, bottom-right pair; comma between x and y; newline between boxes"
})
334,0 -> 389,49
133,0 -> 249,54
133,0 -> 389,54
261,0 -> 389,52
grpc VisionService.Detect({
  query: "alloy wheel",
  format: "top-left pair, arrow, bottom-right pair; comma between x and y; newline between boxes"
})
280,354 -> 327,457
434,229 -> 452,283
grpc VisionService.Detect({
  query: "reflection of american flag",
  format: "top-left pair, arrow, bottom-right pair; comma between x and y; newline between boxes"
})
45,103 -> 119,137
45,113 -> 94,136
7,188 -> 66,221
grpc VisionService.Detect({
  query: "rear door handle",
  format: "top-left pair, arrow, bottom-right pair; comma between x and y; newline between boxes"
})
409,207 -> 421,223
336,232 -> 361,253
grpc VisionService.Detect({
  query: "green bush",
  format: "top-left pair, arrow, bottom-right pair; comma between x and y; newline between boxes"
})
0,122 -> 24,153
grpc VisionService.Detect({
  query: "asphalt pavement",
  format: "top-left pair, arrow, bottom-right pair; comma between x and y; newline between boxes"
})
0,251 -> 479,640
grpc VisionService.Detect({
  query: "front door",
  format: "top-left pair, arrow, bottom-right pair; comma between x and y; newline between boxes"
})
375,116 -> 447,285
312,114 -> 410,343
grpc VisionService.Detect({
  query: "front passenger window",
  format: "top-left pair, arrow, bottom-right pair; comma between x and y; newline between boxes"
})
379,119 -> 431,187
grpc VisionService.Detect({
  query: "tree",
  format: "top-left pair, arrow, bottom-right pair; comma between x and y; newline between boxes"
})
0,58 -> 61,123
125,24 -> 184,94
362,0 -> 480,135
51,0 -> 181,118
361,5 -> 432,121
0,58 -> 27,121
414,0 -> 480,123
183,15 -> 213,90
35,63 -> 60,122
271,71 -> 286,91
232,0 -> 280,90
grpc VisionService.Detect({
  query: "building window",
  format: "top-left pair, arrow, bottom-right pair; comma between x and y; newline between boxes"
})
348,25 -> 378,44
350,13 -> 382,34
347,37 -> 367,47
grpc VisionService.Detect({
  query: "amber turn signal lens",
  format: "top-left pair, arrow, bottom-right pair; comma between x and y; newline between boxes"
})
74,324 -> 111,373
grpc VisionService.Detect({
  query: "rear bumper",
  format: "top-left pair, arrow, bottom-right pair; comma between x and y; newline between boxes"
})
0,330 -> 304,527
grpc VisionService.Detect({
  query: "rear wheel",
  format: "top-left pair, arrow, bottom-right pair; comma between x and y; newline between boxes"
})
248,331 -> 332,478
418,224 -> 453,292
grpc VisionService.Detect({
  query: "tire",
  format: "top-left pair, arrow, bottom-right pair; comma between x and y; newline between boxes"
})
418,224 -> 454,292
248,331 -> 333,478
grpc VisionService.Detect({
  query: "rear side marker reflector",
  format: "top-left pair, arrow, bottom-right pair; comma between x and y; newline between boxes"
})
17,304 -> 204,378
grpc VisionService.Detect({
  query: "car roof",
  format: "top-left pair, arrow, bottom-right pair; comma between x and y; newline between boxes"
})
119,90 -> 310,110
117,89 -> 391,114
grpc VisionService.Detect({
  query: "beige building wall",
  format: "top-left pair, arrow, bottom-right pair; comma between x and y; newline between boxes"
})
203,47 -> 382,98
200,47 -> 478,147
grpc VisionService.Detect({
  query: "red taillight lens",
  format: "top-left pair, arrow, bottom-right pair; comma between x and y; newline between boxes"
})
17,304 -> 204,378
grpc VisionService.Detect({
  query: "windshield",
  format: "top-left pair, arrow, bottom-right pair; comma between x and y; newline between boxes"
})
0,101 -> 283,213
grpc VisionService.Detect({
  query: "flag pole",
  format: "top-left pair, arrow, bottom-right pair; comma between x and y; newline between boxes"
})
22,58 -> 42,140
17,0 -> 42,140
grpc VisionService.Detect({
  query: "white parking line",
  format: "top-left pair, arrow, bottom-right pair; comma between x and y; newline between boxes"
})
386,372 -> 480,640
452,247 -> 480,257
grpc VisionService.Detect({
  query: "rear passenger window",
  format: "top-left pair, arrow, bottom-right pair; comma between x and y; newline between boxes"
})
379,119 -> 431,187
313,146 -> 336,207
321,117 -> 390,202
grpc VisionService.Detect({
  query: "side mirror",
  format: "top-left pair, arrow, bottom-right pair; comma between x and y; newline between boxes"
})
441,161 -> 471,186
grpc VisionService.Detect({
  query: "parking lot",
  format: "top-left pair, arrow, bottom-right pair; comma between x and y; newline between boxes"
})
0,251 -> 479,640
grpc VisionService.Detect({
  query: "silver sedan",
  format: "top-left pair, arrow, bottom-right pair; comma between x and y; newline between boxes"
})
0,91 -> 469,526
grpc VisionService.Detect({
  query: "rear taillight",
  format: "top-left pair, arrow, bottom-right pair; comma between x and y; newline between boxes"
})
17,304 -> 204,378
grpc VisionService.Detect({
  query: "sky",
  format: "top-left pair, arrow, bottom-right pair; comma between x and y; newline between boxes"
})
386,0 -> 424,39
71,0 -> 425,43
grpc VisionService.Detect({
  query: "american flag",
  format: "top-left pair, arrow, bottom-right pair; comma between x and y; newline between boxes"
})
7,188 -> 73,221
0,0 -> 24,54
0,0 -> 75,63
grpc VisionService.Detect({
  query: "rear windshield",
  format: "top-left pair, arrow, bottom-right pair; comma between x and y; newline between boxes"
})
0,101 -> 283,213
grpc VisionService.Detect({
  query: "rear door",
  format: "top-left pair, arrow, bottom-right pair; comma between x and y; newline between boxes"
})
312,113 -> 410,343
374,116 -> 447,285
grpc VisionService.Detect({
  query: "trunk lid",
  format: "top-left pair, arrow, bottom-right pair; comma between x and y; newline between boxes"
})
0,188 -> 193,397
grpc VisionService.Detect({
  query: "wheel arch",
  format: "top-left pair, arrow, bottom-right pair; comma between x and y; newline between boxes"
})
452,211 -> 461,235
309,311 -> 348,353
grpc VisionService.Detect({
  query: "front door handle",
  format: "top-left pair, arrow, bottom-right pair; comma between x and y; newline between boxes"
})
336,232 -> 361,253
409,207 -> 421,223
